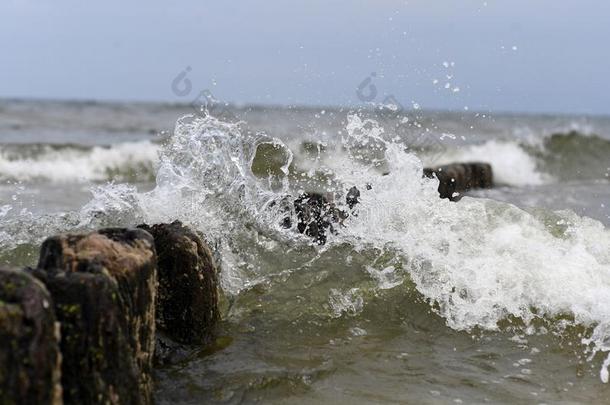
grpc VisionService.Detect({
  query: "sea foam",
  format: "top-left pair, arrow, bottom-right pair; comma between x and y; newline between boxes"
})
0,141 -> 159,182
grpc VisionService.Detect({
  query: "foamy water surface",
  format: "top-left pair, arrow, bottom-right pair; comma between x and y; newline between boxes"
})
1,100 -> 609,403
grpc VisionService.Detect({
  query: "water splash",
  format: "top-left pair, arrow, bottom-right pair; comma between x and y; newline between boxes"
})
1,111 -> 610,381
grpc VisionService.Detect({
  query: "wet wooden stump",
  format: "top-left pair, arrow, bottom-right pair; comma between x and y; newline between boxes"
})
138,221 -> 219,349
0,267 -> 62,405
32,228 -> 157,405
424,162 -> 493,201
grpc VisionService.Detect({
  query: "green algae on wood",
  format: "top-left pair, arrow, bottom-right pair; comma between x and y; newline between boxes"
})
0,267 -> 62,405
33,228 -> 157,405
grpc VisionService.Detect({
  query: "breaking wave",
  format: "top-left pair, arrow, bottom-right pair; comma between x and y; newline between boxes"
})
1,114 -> 610,382
1,128 -> 608,188
426,140 -> 549,186
527,131 -> 610,181
0,141 -> 160,183
425,130 -> 610,187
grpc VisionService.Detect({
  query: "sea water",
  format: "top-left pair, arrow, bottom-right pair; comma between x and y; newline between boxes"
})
1,99 -> 609,403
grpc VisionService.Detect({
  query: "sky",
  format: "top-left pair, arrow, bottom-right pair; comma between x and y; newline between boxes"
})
1,0 -> 610,115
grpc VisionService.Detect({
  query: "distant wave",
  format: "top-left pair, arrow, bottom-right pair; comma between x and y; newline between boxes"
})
425,140 -> 549,186
527,131 -> 610,181
0,141 -> 160,182
1,130 -> 608,188
422,131 -> 610,186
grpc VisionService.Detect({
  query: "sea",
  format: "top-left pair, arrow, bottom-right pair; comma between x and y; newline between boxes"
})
1,99 -> 609,404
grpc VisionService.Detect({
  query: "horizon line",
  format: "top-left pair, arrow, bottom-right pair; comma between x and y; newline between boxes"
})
1,96 -> 609,120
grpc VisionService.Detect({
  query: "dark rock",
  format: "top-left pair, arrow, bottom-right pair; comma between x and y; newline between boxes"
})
346,186 -> 361,209
137,221 -> 219,347
0,267 -> 62,405
424,162 -> 493,201
293,191 -> 353,245
33,228 -> 157,405
294,193 -> 335,245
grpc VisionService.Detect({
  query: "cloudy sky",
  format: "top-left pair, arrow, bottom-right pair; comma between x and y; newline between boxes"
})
1,0 -> 609,114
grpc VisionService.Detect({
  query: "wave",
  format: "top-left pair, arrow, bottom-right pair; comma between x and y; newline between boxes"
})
256,129 -> 610,188
1,114 -> 610,381
527,131 -> 610,181
424,140 -> 549,186
421,130 -> 610,186
1,128 -> 607,188
0,141 -> 160,183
